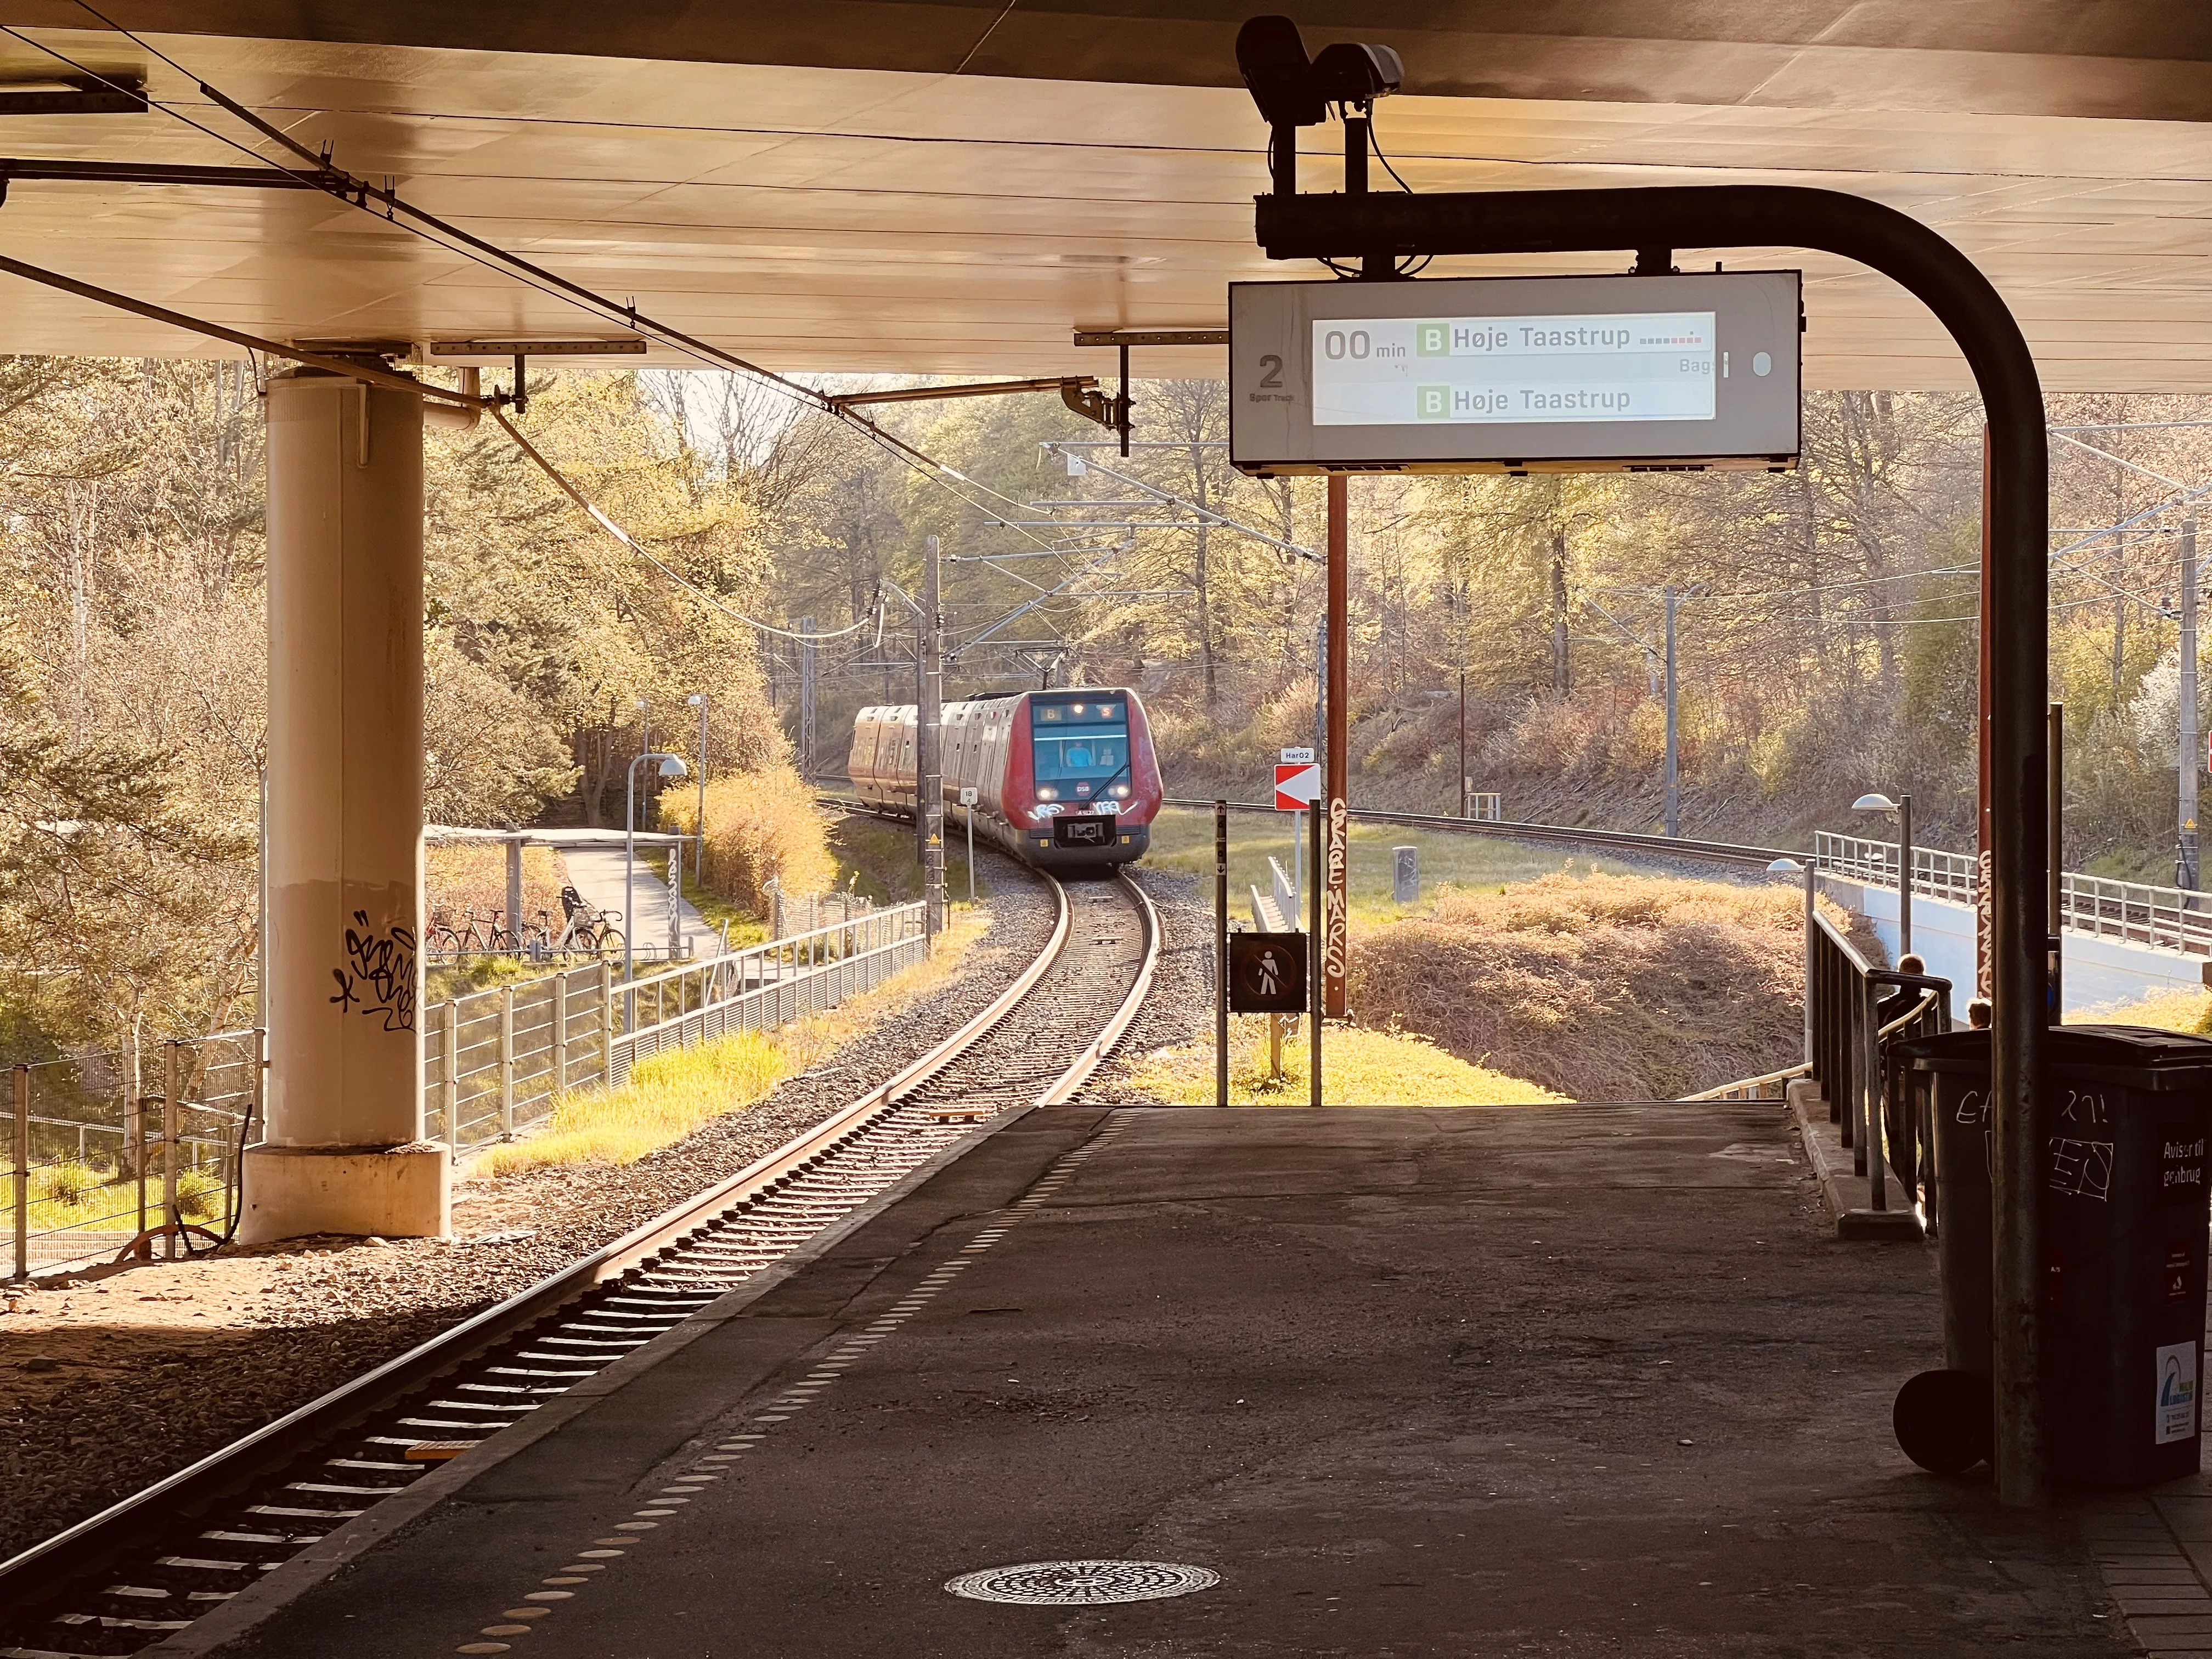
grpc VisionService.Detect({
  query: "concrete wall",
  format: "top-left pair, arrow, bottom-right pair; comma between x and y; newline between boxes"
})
1818,875 -> 2205,1016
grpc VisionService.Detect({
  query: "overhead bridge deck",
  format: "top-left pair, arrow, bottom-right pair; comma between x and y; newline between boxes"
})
180,1102 -> 2138,1659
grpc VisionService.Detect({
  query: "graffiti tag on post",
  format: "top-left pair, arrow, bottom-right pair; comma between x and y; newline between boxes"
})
1324,795 -> 1350,1017
331,910 -> 417,1032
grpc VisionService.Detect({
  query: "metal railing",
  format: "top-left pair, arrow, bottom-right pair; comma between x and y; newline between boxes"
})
425,901 -> 928,1147
7,1031 -> 263,1279
1814,831 -> 2212,956
7,901 -> 929,1279
611,901 -> 926,1082
1805,908 -> 1952,1218
1465,792 -> 1503,822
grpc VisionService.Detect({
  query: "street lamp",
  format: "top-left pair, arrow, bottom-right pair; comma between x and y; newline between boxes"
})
686,693 -> 709,883
1853,791 -> 1912,956
628,752 -> 690,998
1769,857 -> 1814,1067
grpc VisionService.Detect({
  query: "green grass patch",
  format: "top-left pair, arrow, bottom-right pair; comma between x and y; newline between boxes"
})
1142,804 -> 1640,925
675,870 -> 768,948
426,955 -> 566,1005
1126,1015 -> 1566,1106
475,1031 -> 794,1172
472,911 -> 992,1176
8,1160 -> 223,1234
826,813 -> 988,910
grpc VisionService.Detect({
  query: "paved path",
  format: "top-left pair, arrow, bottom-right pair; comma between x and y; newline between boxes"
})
560,845 -> 721,962
214,1102 -> 2134,1658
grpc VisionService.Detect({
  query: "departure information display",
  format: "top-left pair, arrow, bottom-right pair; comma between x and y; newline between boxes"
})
1229,270 -> 1801,476
1311,311 -> 1718,426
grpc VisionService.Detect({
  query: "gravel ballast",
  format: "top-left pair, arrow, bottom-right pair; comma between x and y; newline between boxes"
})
0,857 -> 1059,1562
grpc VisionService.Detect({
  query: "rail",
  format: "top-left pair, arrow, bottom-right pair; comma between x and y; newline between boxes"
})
424,902 -> 926,1149
1814,830 -> 2212,957
0,866 -> 1158,1634
5,904 -> 928,1280
1679,1059 -> 1808,1102
1165,798 -> 1795,869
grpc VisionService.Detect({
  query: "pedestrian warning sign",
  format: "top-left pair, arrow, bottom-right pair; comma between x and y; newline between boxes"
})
1229,930 -> 1307,1013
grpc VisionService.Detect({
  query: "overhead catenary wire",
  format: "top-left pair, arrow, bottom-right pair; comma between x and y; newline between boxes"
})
5,12 -> 1070,553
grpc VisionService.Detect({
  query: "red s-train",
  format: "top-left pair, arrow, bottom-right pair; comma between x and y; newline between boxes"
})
848,689 -> 1162,870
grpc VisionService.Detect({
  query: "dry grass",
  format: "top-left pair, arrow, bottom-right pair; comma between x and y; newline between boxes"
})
2067,988 -> 2212,1034
1126,1015 -> 1565,1106
1348,866 -> 1831,1101
661,765 -> 835,919
471,911 -> 990,1175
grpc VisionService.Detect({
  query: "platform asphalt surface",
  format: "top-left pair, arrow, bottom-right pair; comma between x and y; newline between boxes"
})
208,1103 -> 2126,1658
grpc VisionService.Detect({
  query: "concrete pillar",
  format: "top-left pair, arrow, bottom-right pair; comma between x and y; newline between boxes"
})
241,368 -> 448,1243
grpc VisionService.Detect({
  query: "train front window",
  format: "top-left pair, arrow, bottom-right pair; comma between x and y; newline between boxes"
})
1031,697 -> 1130,802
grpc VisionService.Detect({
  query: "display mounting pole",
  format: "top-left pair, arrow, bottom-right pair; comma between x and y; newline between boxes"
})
1216,800 -> 1230,1108
1325,473 -> 1350,1019
1309,793 -> 1324,1107
1256,179 -> 2049,1505
2181,518 -> 2200,892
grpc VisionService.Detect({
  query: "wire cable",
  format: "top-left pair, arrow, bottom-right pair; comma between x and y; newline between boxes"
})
13,12 -> 1069,549
491,407 -> 877,642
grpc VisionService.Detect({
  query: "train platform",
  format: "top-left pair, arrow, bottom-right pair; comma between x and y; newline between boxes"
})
191,1101 -> 2125,1658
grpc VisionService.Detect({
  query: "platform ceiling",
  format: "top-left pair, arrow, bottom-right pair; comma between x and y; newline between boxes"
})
0,4 -> 2210,387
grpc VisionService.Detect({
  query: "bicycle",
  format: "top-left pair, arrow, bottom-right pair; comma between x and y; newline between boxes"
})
545,887 -> 624,959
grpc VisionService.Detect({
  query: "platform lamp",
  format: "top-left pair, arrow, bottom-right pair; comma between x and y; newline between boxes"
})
1769,857 -> 1814,1068
1852,792 -> 1913,955
627,752 -> 690,1018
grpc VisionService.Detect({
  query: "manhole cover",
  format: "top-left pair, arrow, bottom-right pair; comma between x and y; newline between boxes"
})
943,1559 -> 1219,1605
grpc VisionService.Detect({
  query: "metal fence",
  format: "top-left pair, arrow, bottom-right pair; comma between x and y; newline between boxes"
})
7,900 -> 929,1280
422,901 -> 928,1147
1814,831 -> 2212,957
1804,907 -> 1953,1220
6,1032 -> 262,1279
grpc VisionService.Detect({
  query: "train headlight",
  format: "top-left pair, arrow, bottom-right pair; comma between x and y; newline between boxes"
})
1110,784 -> 1130,798
1037,786 -> 1058,800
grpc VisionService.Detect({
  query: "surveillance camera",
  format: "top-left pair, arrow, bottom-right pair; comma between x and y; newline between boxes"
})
1308,41 -> 1403,105
1236,14 -> 1325,129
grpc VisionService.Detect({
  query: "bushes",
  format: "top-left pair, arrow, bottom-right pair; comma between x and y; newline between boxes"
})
661,764 -> 834,919
1349,868 -> 1826,1101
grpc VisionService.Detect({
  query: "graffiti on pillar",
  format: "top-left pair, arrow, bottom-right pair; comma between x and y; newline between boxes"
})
331,910 -> 417,1032
1324,795 -> 1350,1009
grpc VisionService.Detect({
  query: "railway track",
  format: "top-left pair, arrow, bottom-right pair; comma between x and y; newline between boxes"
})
1165,797 -> 1797,871
0,868 -> 1158,1659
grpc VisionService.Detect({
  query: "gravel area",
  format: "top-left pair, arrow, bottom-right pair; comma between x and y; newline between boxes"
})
1079,864 -> 1216,1104
0,853 -> 1058,1562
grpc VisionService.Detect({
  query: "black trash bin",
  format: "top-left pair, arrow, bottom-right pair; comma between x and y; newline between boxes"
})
1889,1024 -> 2212,1487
